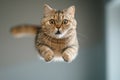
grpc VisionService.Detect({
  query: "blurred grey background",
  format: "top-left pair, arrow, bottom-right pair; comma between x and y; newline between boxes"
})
0,0 -> 119,80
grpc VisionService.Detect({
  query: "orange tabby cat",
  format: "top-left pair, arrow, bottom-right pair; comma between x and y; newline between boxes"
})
11,4 -> 79,62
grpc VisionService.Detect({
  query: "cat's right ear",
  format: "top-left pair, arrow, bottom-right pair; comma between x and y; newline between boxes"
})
44,4 -> 55,17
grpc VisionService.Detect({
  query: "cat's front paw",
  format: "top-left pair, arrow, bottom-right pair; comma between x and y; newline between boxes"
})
44,52 -> 54,62
62,53 -> 72,62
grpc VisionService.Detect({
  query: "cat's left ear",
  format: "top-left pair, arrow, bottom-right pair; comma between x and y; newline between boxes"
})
44,4 -> 55,17
64,6 -> 75,18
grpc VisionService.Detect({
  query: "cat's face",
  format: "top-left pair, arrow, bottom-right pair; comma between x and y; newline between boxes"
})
41,4 -> 77,38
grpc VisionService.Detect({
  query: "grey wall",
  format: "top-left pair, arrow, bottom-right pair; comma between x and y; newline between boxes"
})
0,0 -> 105,80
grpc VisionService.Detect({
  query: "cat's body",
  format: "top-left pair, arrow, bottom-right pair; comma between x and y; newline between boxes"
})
11,4 -> 79,62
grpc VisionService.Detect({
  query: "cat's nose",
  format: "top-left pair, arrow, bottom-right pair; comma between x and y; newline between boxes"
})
56,26 -> 60,29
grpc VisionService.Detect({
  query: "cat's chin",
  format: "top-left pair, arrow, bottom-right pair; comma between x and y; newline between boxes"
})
54,34 -> 64,39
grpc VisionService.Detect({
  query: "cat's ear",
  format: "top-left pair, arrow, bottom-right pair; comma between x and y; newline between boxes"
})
64,6 -> 75,18
44,4 -> 55,17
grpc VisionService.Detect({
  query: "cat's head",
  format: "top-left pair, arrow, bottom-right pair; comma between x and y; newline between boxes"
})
41,4 -> 77,38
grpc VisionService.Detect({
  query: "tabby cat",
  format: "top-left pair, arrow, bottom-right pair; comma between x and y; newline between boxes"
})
11,4 -> 79,62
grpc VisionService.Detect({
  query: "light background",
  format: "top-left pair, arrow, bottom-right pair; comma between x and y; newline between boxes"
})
0,0 -> 105,80
106,0 -> 120,80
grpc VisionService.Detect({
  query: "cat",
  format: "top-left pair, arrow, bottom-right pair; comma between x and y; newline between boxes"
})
11,4 -> 79,62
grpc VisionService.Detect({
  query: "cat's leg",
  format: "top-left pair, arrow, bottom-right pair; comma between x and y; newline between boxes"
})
62,46 -> 78,62
37,45 -> 54,62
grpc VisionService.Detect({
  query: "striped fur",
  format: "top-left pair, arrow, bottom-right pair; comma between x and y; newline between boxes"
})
11,4 -> 79,62
11,24 -> 40,38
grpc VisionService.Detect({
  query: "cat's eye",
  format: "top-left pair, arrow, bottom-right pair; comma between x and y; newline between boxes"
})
49,19 -> 55,24
63,19 -> 68,24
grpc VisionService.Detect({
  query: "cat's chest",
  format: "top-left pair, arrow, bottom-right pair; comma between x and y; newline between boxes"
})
36,33 -> 70,51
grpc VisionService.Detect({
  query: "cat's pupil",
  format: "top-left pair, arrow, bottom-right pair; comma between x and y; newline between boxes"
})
49,19 -> 55,24
63,19 -> 68,24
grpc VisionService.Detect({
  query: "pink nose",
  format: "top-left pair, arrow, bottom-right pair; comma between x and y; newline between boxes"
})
56,27 -> 60,30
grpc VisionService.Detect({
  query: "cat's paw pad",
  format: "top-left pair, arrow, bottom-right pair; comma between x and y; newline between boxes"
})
62,53 -> 72,62
44,52 -> 54,62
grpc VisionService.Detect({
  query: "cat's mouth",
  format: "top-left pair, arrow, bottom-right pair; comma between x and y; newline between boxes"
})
54,30 -> 67,38
55,30 -> 61,35
54,30 -> 64,38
